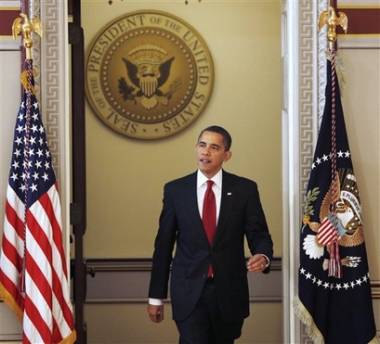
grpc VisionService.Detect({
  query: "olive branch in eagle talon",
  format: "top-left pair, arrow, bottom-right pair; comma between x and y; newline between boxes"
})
303,187 -> 320,232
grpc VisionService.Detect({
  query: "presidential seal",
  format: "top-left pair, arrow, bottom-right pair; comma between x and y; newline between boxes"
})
86,10 -> 214,139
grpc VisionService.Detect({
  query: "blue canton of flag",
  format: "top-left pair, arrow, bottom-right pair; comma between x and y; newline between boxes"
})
10,92 -> 55,206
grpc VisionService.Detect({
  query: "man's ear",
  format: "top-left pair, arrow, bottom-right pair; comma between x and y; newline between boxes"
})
224,150 -> 232,162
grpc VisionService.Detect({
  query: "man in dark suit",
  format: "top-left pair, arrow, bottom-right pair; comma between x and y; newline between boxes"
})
147,126 -> 273,344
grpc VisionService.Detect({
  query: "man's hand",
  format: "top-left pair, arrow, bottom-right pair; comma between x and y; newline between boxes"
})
246,254 -> 269,272
147,304 -> 164,323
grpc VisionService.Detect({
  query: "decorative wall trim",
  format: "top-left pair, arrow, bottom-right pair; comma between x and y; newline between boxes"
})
85,258 -> 282,304
299,1 -> 323,343
39,0 -> 71,256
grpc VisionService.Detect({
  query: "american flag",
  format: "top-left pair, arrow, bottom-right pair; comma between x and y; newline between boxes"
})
0,60 -> 76,343
317,216 -> 339,246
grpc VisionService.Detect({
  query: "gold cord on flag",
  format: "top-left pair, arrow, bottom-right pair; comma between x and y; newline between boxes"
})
319,5 -> 348,279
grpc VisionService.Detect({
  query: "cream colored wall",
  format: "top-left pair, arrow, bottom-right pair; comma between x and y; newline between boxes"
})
83,0 -> 282,258
85,302 -> 282,344
339,48 -> 380,335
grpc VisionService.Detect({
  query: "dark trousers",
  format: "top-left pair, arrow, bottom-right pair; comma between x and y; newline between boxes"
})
175,279 -> 244,344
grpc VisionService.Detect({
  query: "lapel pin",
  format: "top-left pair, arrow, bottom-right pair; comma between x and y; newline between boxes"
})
227,192 -> 232,196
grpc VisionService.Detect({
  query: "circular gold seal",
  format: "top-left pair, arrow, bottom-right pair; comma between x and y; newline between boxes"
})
86,10 -> 214,139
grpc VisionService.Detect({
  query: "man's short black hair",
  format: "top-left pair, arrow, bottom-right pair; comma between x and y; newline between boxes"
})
198,125 -> 232,151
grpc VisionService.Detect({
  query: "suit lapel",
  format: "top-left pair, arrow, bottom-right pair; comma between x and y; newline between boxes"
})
214,170 -> 235,245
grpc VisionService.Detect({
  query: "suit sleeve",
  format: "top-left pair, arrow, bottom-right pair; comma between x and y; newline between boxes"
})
148,183 -> 178,299
244,182 -> 273,268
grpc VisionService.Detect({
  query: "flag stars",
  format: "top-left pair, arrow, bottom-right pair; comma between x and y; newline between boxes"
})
15,137 -> 22,145
16,125 -> 24,133
14,149 -> 21,157
35,160 -> 42,169
39,125 -> 44,133
336,284 -> 342,290
300,268 -> 305,275
312,277 -> 317,284
344,150 -> 350,158
322,154 -> 329,161
32,172 -> 39,180
39,138 -> 44,145
36,149 -> 43,157
356,279 -> 362,286
337,150 -> 344,158
316,157 -> 322,165
311,163 -> 316,169
12,161 -> 19,169
42,173 -> 49,182
30,184 -> 38,192
350,281 -> 355,288
363,275 -> 368,283
305,273 -> 312,279
317,279 -> 322,286
32,112 -> 39,121
29,136 -> 36,145
343,283 -> 349,290
45,161 -> 50,169
33,102 -> 38,109
18,113 -> 24,121
31,124 -> 38,133
10,173 -> 18,182
323,282 -> 329,289
19,184 -> 26,192
45,150 -> 50,158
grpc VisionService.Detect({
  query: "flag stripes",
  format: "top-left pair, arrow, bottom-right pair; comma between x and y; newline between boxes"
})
0,60 -> 75,343
317,217 -> 339,245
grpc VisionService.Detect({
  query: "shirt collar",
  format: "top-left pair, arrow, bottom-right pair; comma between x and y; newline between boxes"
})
197,169 -> 223,189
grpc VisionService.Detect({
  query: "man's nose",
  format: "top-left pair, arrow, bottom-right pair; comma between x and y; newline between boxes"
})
203,147 -> 211,155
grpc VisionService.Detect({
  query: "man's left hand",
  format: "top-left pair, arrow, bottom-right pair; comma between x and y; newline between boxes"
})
246,254 -> 269,272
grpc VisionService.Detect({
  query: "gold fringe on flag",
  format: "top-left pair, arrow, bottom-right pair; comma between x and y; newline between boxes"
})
0,282 -> 23,321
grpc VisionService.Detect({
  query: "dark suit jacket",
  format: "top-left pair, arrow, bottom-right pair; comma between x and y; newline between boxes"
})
148,170 -> 273,322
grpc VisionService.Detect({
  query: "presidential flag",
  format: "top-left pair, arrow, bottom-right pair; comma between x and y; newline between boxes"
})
0,60 -> 76,343
295,57 -> 377,343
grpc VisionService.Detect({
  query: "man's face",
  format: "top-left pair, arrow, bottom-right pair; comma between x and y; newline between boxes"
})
196,131 -> 231,178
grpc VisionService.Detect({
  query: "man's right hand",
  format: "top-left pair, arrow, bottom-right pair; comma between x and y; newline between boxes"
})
147,304 -> 164,323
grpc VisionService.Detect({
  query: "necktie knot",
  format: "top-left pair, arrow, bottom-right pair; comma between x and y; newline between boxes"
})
206,180 -> 214,190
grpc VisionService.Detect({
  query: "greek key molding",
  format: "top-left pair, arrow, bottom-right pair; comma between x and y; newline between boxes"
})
299,0 -> 316,207
299,1 -> 320,343
37,0 -> 69,233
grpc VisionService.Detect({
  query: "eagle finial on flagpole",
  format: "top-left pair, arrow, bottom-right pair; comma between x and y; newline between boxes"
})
319,6 -> 348,51
12,13 -> 42,60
